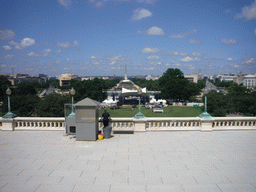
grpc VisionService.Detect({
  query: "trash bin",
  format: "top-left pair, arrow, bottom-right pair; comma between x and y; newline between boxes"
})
103,126 -> 112,139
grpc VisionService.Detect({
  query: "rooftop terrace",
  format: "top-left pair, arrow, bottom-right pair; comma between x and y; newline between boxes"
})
1,130 -> 256,191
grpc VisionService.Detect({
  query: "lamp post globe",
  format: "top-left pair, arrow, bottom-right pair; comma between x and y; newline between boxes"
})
68,87 -> 76,117
137,88 -> 142,95
134,88 -> 146,120
6,87 -> 11,95
70,87 -> 75,96
3,87 -> 17,118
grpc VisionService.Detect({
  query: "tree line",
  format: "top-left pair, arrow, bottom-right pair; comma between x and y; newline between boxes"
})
0,76 -> 113,117
132,68 -> 206,102
205,84 -> 256,117
1,68 -> 255,117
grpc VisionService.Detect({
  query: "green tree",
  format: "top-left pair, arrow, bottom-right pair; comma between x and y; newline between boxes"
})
1,82 -> 40,117
247,92 -> 256,116
158,68 -> 199,101
0,76 -> 11,102
36,93 -> 71,117
205,91 -> 227,117
11,94 -> 40,117
70,78 -> 107,102
226,84 -> 251,114
14,82 -> 37,95
197,79 -> 206,89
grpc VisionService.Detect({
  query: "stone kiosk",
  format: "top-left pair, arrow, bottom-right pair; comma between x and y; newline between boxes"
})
74,98 -> 100,141
65,115 -> 76,135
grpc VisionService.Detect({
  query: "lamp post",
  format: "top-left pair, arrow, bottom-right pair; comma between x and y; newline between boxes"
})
68,87 -> 76,117
3,87 -> 17,118
199,88 -> 212,120
134,88 -> 146,119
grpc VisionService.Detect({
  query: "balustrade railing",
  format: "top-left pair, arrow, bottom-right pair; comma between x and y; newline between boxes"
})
99,118 -> 135,131
1,116 -> 256,131
146,117 -> 201,131
212,117 -> 256,130
13,117 -> 65,131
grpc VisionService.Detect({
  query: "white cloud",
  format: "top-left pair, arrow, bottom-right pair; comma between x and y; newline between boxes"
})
0,64 -> 6,68
189,65 -> 195,69
5,54 -> 14,59
55,49 -> 63,53
188,39 -> 202,44
8,38 -> 35,49
147,55 -> 159,60
181,56 -> 193,62
141,48 -> 161,54
58,0 -> 72,7
107,55 -> 126,65
0,30 -> 15,40
57,41 -> 70,48
234,65 -> 240,68
21,38 -> 35,48
169,34 -> 185,39
90,55 -> 97,59
246,58 -> 255,63
192,52 -> 201,56
27,52 -> 40,57
227,58 -> 233,61
172,51 -> 179,55
110,55 -> 125,61
221,39 -> 237,44
136,0 -> 155,4
73,40 -> 79,47
3,45 -> 12,51
165,51 -> 179,56
132,8 -> 152,20
66,58 -> 70,61
169,29 -> 197,39
146,27 -> 165,35
90,0 -> 155,7
41,49 -> 51,53
9,40 -> 21,49
235,0 -> 256,20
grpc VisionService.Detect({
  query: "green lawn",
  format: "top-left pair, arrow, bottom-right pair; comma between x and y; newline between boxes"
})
99,106 -> 203,117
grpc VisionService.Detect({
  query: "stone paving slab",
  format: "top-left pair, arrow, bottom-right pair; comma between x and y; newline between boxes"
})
1,130 -> 256,192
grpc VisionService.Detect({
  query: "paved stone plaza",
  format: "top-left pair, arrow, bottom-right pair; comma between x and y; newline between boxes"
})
0,130 -> 256,192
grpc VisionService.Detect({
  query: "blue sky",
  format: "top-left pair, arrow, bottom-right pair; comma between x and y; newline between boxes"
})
0,0 -> 255,77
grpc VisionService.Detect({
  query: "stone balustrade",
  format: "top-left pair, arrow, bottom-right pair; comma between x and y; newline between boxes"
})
0,116 -> 256,132
99,118 -> 135,131
213,117 -> 256,130
146,117 -> 202,131
0,117 -> 65,131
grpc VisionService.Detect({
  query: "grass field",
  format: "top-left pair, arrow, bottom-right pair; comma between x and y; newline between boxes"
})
99,106 -> 203,117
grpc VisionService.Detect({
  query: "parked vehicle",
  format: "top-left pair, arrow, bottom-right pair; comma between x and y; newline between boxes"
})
153,108 -> 164,113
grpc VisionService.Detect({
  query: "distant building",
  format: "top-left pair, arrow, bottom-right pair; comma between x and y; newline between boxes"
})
57,74 -> 79,86
219,75 -> 238,82
184,74 -> 199,83
243,74 -> 256,89
145,75 -> 160,81
5,74 -> 49,86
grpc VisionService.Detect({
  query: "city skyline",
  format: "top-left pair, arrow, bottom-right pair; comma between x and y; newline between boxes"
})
0,0 -> 256,77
